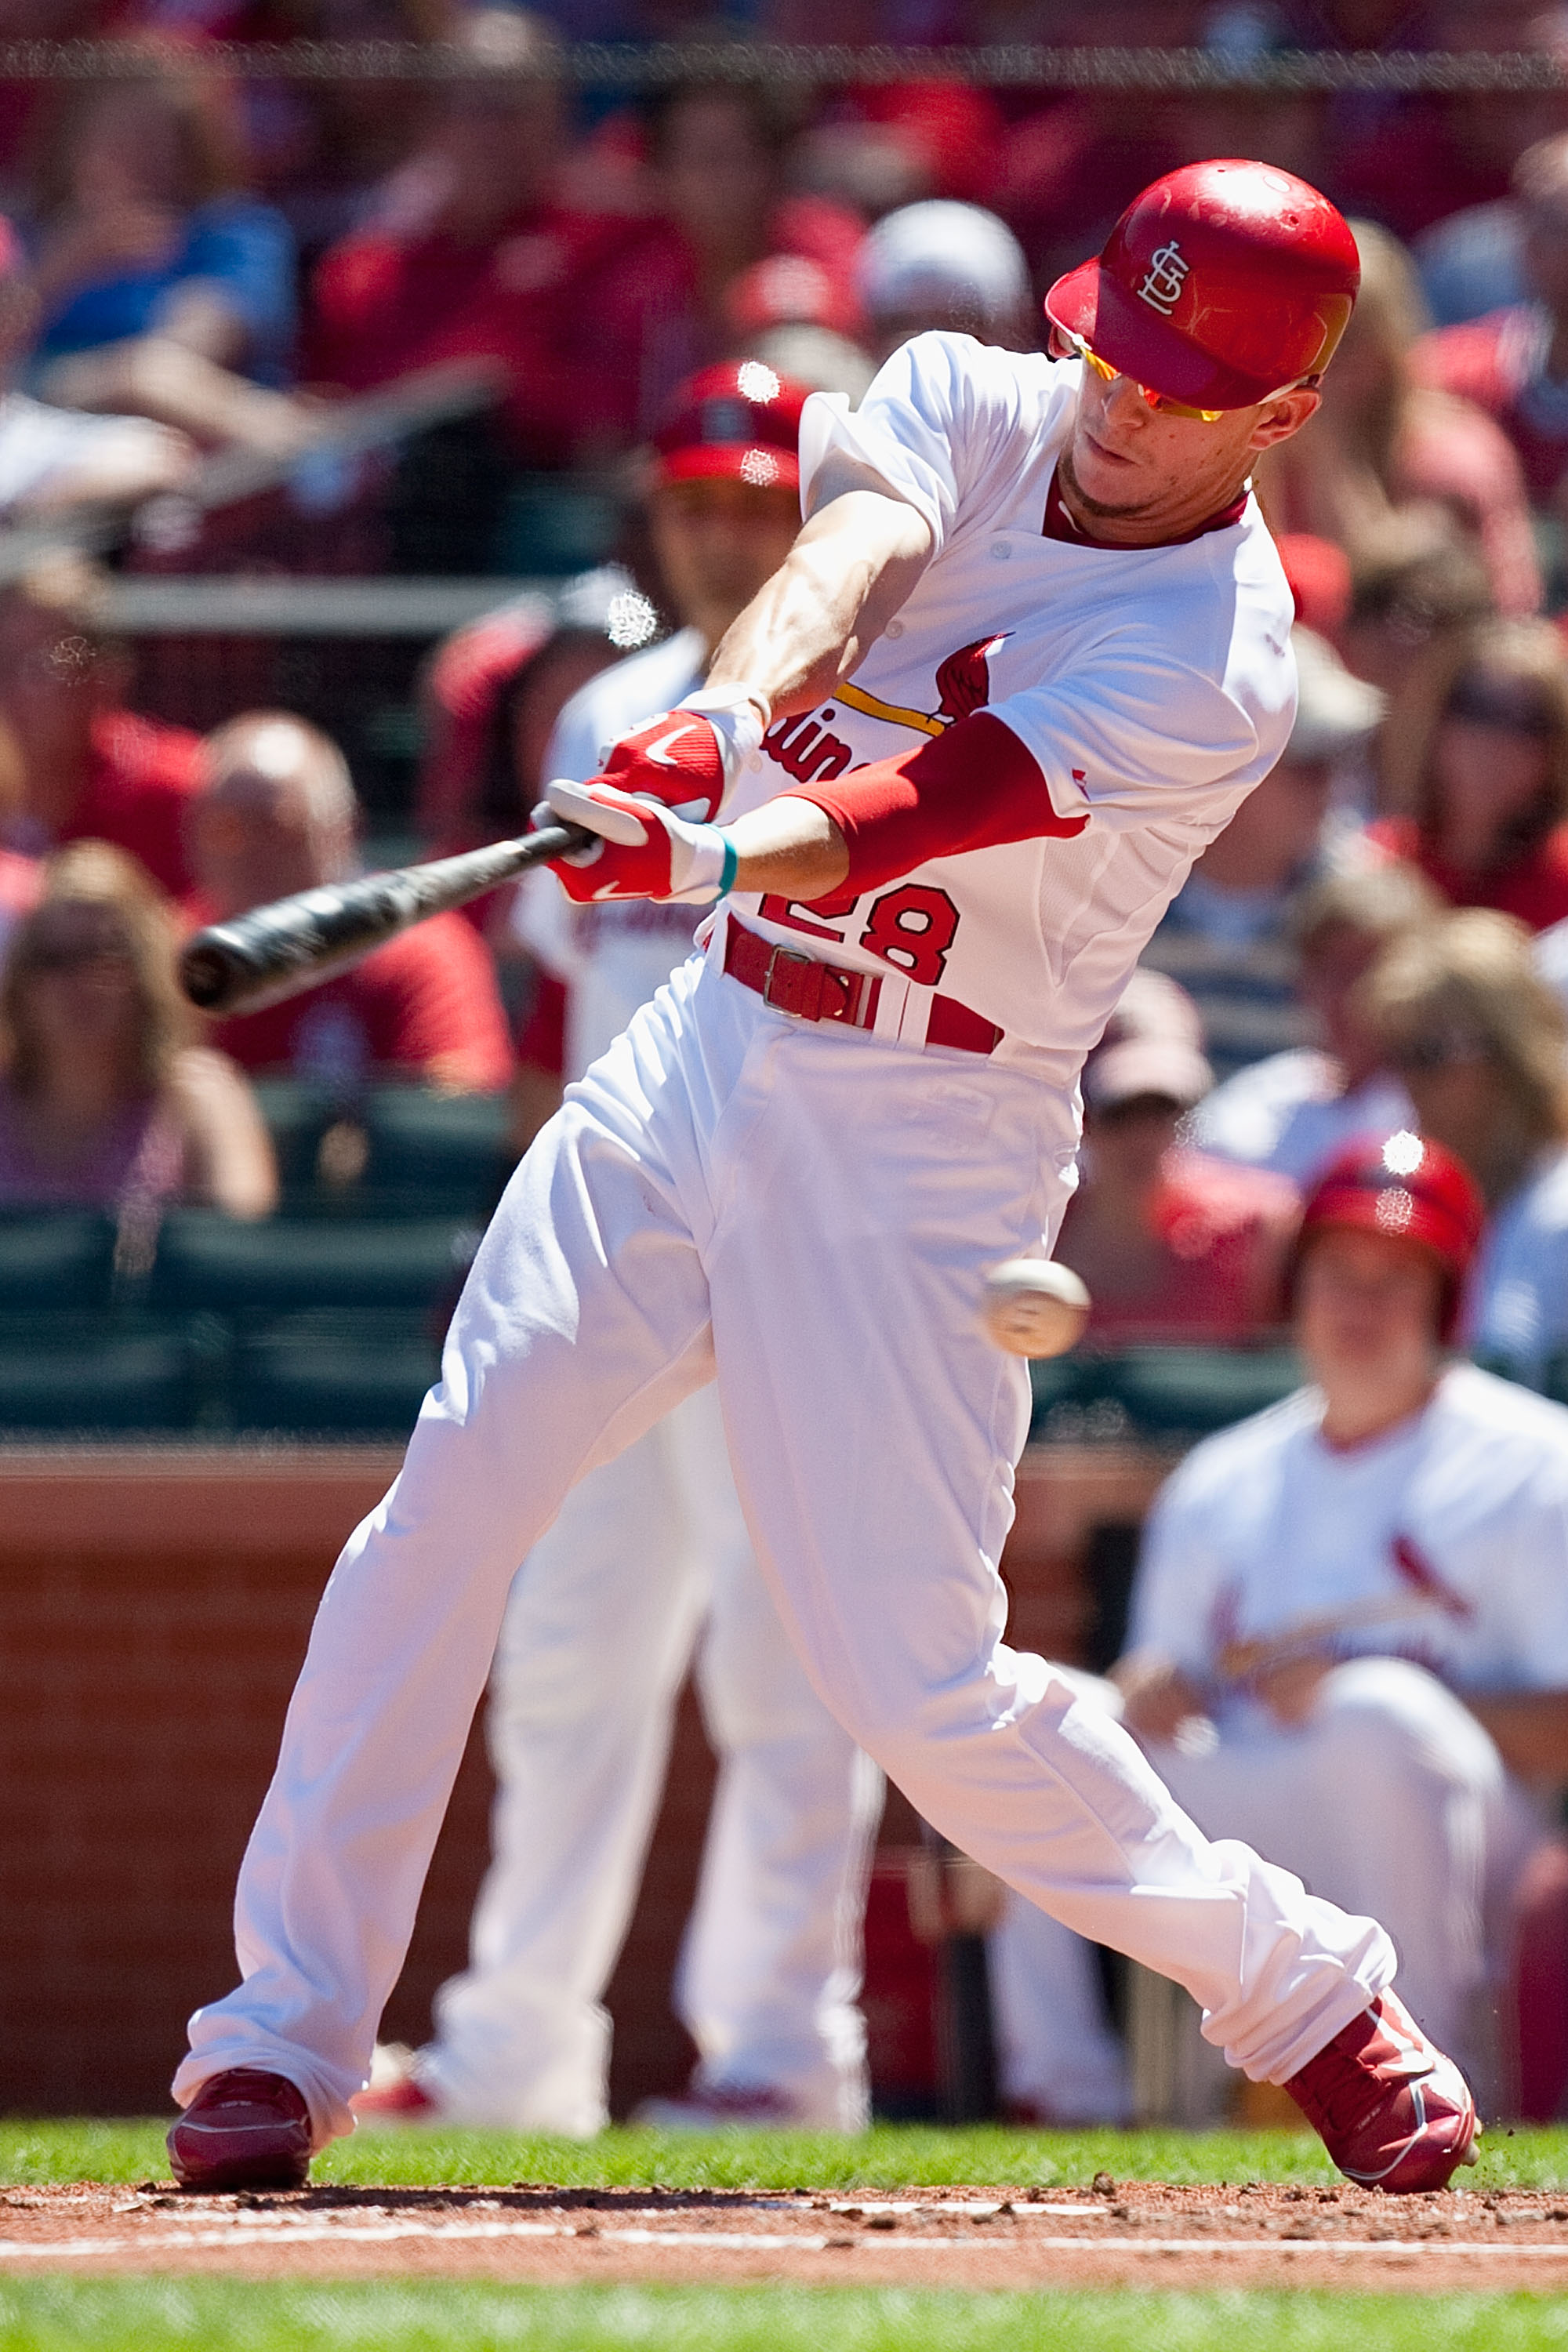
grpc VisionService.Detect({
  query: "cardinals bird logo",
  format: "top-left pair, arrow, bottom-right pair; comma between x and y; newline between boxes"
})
763,635 -> 1013,784
832,633 -> 1011,739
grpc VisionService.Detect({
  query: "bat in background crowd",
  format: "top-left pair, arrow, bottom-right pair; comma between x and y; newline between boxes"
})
180,821 -> 593,1018
1214,1592 -> 1436,1687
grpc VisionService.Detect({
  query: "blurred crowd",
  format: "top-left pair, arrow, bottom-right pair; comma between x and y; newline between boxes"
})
0,5 -> 1566,1385
13,0 -> 1568,2131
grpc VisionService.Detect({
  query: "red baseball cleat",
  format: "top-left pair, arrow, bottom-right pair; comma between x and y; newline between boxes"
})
1283,1990 -> 1479,2191
633,2083 -> 811,2130
352,2045 -> 443,2125
167,2067 -> 313,2193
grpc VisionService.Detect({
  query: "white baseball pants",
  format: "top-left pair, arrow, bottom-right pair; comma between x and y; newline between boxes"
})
994,1659 -> 1544,2106
419,1385 -> 883,2133
177,945 -> 1394,2143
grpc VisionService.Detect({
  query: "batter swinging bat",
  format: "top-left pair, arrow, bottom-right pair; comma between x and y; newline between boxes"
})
180,822 -> 594,1018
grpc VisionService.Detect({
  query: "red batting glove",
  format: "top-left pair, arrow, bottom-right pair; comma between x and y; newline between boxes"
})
537,777 -> 736,905
593,711 -> 728,820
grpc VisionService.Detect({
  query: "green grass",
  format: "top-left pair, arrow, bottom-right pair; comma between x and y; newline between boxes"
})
3,2287 -> 1568,2352
8,2126 -> 1568,2344
5,2118 -> 1568,2194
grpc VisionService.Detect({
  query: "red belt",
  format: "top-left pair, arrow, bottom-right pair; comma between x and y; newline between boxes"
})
721,913 -> 1003,1056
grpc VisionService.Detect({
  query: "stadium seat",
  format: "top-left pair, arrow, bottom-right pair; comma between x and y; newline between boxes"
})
1103,1346 -> 1303,1438
149,1210 -> 479,1318
0,1312 -> 201,1431
0,1212 -> 117,1311
361,1087 -> 515,1214
249,1080 -> 345,1199
230,1310 -> 441,1436
1031,1346 -> 1303,1443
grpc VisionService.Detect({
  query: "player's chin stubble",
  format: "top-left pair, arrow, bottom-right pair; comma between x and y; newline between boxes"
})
1057,441 -> 1157,521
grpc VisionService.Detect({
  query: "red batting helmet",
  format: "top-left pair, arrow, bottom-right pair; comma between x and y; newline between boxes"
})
1044,158 -> 1360,414
651,361 -> 808,494
1291,1131 -> 1484,1341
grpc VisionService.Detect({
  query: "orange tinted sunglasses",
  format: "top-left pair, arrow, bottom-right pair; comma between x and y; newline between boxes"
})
1056,327 -> 1225,423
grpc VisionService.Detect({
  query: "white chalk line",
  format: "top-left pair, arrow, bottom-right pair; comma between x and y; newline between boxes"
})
2,2220 -> 1566,2265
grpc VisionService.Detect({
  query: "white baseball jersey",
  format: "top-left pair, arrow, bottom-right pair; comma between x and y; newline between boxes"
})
1468,1145 -> 1568,1387
1190,1050 -> 1415,1187
715,334 -> 1297,1088
518,627 -> 709,1080
1134,1363 -> 1568,1699
184,330 -> 1399,2140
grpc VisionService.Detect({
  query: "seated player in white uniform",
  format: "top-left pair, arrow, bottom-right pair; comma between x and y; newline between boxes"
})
1088,1134 -> 1568,2099
354,367 -> 883,2135
1363,909 -> 1568,1396
171,162 -> 1479,2197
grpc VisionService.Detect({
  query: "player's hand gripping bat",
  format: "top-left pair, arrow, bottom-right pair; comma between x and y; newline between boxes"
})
180,823 -> 593,1017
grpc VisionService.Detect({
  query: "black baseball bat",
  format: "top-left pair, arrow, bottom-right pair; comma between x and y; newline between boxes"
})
180,822 -> 594,1017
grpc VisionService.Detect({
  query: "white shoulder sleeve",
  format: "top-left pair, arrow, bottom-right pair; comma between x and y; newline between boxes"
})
800,334 -> 1032,555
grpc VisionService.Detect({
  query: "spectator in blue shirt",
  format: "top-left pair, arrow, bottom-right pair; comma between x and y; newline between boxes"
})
20,38 -> 310,458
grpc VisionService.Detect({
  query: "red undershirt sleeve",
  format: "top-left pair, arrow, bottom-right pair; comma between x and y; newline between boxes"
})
782,710 -> 1088,894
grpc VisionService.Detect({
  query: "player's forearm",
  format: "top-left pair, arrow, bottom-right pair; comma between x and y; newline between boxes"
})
1463,1688 -> 1568,1781
728,796 -> 850,900
705,489 -> 933,723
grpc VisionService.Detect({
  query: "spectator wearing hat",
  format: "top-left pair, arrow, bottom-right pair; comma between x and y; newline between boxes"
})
355,361 -> 880,2140
0,214 -> 192,517
1142,630 -> 1385,1080
1192,864 -> 1440,1190
854,201 -> 1033,366
187,713 -> 513,1094
1367,615 -> 1568,935
1364,908 -> 1568,1398
1055,971 -> 1299,1348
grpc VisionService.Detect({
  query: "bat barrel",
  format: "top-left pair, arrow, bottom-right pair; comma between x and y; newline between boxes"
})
180,823 -> 590,1017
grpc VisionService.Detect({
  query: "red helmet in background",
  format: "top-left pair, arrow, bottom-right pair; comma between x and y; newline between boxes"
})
1291,1131 -> 1485,1341
651,361 -> 809,494
1044,159 -> 1360,414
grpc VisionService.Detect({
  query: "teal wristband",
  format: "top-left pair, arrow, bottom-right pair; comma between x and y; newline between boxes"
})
718,836 -> 739,898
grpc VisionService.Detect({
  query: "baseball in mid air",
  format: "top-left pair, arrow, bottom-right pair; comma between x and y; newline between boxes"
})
982,1259 -> 1091,1359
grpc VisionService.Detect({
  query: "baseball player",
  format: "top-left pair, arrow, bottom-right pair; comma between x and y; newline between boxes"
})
356,367 -> 883,2136
171,161 -> 1479,2194
1027,1134 -> 1568,2103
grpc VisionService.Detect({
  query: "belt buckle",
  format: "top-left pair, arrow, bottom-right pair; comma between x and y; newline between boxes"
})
761,942 -> 821,1019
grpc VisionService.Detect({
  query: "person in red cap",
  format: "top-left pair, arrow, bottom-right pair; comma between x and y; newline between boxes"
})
1038,1127 -> 1568,2120
175,163 -> 1478,2198
354,364 -> 882,2138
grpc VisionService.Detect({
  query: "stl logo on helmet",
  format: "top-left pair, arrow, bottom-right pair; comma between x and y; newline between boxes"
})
1137,240 -> 1190,317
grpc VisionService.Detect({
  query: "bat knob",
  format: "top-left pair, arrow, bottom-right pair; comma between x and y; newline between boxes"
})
180,939 -> 234,1011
